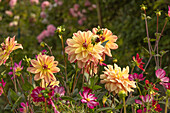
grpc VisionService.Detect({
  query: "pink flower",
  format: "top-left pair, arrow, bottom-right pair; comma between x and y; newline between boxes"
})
8,60 -> 23,75
47,24 -> 56,36
84,0 -> 91,7
40,12 -> 46,18
19,102 -> 32,113
41,1 -> 50,10
31,87 -> 45,102
69,8 -> 78,17
73,4 -> 79,11
156,69 -> 169,83
54,0 -> 63,6
5,10 -> 13,16
137,108 -> 149,113
128,73 -> 145,81
168,6 -> 170,17
79,87 -> 99,109
53,86 -> 65,97
133,53 -> 145,71
30,0 -> 39,4
0,79 -> 6,96
9,0 -> 17,8
135,94 -> 153,105
78,19 -> 83,25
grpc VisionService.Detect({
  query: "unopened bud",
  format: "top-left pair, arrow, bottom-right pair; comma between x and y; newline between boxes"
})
40,42 -> 45,47
167,89 -> 170,97
140,4 -> 147,11
118,90 -> 126,99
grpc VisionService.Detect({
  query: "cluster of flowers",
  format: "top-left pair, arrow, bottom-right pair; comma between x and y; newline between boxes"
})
65,27 -> 118,74
69,0 -> 96,25
37,24 -> 56,42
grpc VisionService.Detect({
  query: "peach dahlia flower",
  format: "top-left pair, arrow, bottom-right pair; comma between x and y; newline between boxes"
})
0,36 -> 23,65
92,28 -> 118,57
65,31 -> 104,68
27,54 -> 60,85
100,64 -> 136,95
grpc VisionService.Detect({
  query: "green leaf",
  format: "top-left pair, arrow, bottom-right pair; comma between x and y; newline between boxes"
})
126,96 -> 139,105
11,95 -> 23,111
92,85 -> 102,90
96,107 -> 114,112
21,79 -> 33,91
4,104 -> 11,110
142,47 -> 149,54
115,104 -> 123,110
101,40 -> 109,46
10,89 -> 19,101
61,96 -> 75,102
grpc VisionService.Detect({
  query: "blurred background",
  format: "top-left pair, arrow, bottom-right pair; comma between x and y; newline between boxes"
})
0,0 -> 170,112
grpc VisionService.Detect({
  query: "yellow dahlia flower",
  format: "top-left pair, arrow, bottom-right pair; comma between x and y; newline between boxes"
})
27,54 -> 60,84
0,36 -> 23,65
92,28 -> 118,57
40,79 -> 59,88
65,30 -> 104,68
100,64 -> 136,95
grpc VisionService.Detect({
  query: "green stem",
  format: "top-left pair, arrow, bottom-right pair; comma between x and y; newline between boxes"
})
123,97 -> 126,113
165,97 -> 169,113
10,57 -> 17,92
72,68 -> 78,95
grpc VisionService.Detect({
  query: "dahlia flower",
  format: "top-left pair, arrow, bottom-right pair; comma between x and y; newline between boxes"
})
133,53 -> 145,71
53,86 -> 65,97
31,87 -> 45,102
0,36 -> 23,65
0,79 -> 6,96
92,27 -> 118,57
100,64 -> 136,95
27,54 -> 60,85
65,31 -> 104,68
152,100 -> 162,112
128,73 -> 145,81
40,79 -> 59,88
135,94 -> 153,105
79,87 -> 99,109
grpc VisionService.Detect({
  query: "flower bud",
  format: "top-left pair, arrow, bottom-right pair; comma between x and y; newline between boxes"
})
140,4 -> 147,11
118,90 -> 126,99
40,42 -> 45,47
0,83 -> 2,87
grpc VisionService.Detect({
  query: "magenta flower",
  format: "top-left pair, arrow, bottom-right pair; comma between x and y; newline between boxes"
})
0,79 -> 6,96
31,87 -> 45,102
137,108 -> 149,113
168,6 -> 170,17
135,94 -> 153,105
133,53 -> 145,71
79,87 -> 99,109
8,60 -> 23,77
156,69 -> 169,83
19,102 -> 32,113
128,73 -> 145,81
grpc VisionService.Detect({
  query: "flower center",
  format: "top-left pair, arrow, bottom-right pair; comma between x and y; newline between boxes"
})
43,64 -> 48,69
100,36 -> 105,41
82,42 -> 88,48
86,98 -> 90,102
38,94 -> 42,97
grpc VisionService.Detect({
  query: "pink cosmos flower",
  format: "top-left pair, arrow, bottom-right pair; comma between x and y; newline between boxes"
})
0,79 -> 6,96
19,102 -> 32,113
79,87 -> 99,109
137,108 -> 149,113
53,86 -> 65,97
54,0 -> 63,6
155,69 -> 169,83
133,53 -> 145,71
30,0 -> 39,4
168,6 -> 170,17
135,94 -> 153,105
9,0 -> 17,8
41,1 -> 50,10
31,87 -> 45,102
69,8 -> 78,17
128,73 -> 145,81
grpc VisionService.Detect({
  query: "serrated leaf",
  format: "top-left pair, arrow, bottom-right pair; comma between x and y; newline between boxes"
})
61,96 -> 75,102
101,40 -> 109,46
96,107 -> 114,112
126,96 -> 139,105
